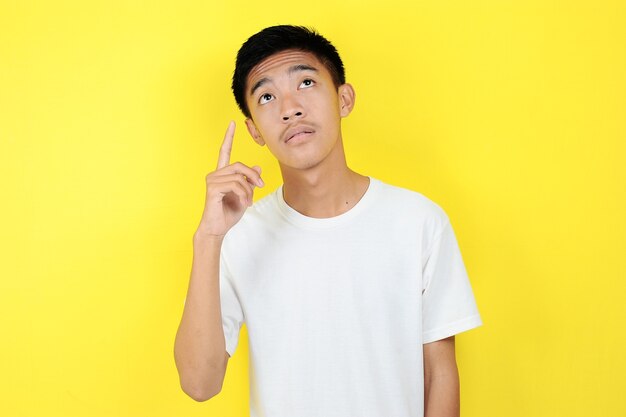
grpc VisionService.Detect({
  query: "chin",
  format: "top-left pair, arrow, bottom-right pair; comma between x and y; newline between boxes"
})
277,153 -> 327,172
280,159 -> 322,172
274,141 -> 340,172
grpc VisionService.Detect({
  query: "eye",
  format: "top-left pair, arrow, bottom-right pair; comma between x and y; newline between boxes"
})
259,93 -> 274,104
300,79 -> 315,88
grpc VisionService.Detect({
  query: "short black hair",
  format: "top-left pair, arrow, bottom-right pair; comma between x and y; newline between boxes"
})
232,25 -> 346,118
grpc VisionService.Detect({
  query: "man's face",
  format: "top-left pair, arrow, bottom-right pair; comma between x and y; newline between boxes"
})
244,50 -> 354,171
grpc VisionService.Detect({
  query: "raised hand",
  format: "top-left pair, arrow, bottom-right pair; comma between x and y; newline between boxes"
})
196,121 -> 264,238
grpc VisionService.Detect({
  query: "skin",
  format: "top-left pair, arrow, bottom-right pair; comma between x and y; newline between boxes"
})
424,336 -> 460,417
243,49 -> 369,217
184,49 -> 460,411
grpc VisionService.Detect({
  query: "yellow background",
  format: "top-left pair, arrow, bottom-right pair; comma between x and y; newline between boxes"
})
1,1 -> 625,416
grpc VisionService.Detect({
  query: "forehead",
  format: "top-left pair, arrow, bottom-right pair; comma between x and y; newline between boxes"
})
246,50 -> 327,87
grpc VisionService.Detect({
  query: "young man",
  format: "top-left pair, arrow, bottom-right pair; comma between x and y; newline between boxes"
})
174,25 -> 482,417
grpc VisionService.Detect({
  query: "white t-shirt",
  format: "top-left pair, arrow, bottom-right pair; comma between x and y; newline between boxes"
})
219,177 -> 482,417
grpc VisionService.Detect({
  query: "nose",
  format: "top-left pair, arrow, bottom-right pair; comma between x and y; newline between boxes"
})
281,94 -> 305,121
282,111 -> 303,121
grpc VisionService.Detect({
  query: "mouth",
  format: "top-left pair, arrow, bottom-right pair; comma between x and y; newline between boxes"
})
284,127 -> 315,143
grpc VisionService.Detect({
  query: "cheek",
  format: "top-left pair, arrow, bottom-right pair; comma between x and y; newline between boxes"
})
254,120 -> 283,146
313,90 -> 340,115
316,100 -> 341,124
249,110 -> 275,133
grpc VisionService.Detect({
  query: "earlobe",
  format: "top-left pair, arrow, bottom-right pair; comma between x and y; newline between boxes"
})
245,118 -> 265,146
339,83 -> 356,117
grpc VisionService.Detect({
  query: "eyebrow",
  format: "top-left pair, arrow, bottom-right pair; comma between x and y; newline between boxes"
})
249,64 -> 319,96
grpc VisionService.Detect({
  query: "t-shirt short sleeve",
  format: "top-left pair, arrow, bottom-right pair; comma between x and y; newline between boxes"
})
422,219 -> 482,344
219,253 -> 244,357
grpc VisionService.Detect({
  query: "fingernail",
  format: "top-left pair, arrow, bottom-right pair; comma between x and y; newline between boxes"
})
258,178 -> 265,187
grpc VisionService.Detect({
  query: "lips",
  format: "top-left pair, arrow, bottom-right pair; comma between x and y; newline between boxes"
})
284,125 -> 315,143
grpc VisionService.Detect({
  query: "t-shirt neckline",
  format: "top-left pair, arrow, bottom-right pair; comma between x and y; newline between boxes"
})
274,177 -> 380,230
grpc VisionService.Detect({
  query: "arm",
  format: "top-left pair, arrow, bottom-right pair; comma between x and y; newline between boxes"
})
173,122 -> 263,401
424,336 -> 460,417
174,234 -> 230,402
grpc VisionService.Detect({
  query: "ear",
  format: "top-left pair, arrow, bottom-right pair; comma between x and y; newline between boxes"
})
338,83 -> 356,117
245,118 -> 265,146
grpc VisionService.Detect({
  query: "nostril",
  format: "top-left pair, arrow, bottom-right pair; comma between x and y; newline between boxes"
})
295,111 -> 302,116
282,116 -> 289,120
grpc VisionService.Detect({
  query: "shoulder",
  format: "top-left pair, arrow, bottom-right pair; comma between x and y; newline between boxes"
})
370,178 -> 450,230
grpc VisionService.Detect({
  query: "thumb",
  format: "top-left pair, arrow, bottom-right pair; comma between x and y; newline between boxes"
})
251,165 -> 264,187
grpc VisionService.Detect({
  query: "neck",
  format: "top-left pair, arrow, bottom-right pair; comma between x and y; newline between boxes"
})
279,142 -> 370,218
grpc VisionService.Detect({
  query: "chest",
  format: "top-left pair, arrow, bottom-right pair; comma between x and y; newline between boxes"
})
230,224 -> 425,330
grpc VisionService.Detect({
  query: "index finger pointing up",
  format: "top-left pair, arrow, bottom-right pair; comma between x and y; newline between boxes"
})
217,121 -> 236,169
